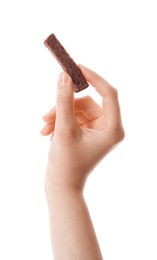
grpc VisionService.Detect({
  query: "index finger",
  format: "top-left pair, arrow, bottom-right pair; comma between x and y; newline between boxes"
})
78,65 -> 122,127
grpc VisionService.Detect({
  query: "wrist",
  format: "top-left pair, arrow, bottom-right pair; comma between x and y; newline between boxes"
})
45,164 -> 88,195
44,177 -> 84,205
45,172 -> 85,199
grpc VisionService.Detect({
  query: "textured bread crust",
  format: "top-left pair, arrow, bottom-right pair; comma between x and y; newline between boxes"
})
44,34 -> 89,92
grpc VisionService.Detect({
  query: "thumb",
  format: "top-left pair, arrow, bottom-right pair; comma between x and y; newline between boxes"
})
55,72 -> 75,129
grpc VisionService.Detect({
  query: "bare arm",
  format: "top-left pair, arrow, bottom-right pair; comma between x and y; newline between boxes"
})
41,65 -> 124,259
45,186 -> 103,260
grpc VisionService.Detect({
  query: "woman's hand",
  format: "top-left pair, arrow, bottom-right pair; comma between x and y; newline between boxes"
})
41,65 -> 125,259
41,65 -> 125,192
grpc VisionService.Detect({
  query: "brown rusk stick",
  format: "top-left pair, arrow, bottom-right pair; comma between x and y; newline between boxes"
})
44,34 -> 89,92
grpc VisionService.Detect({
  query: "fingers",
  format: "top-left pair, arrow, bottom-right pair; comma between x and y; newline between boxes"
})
41,107 -> 56,136
41,96 -> 103,130
43,107 -> 56,123
78,65 -> 115,96
41,123 -> 55,136
79,65 -> 122,127
41,66 -> 123,136
41,72 -> 75,135
75,96 -> 103,120
55,72 -> 76,130
75,112 -> 90,125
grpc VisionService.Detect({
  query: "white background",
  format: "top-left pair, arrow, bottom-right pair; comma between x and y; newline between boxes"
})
0,0 -> 157,259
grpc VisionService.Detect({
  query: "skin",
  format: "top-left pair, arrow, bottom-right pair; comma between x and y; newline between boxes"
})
41,65 -> 125,260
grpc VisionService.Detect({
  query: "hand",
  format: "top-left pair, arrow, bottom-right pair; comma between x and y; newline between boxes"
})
41,65 -> 125,192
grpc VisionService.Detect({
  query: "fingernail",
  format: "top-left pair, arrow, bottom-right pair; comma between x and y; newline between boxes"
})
58,72 -> 70,86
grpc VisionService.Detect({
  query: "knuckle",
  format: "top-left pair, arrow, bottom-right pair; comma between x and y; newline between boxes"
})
83,96 -> 93,103
110,86 -> 118,97
118,127 -> 125,141
57,95 -> 72,104
110,125 -> 125,144
78,96 -> 94,111
55,124 -> 77,140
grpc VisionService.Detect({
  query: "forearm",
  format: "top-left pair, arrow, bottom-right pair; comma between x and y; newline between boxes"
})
45,183 -> 103,260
